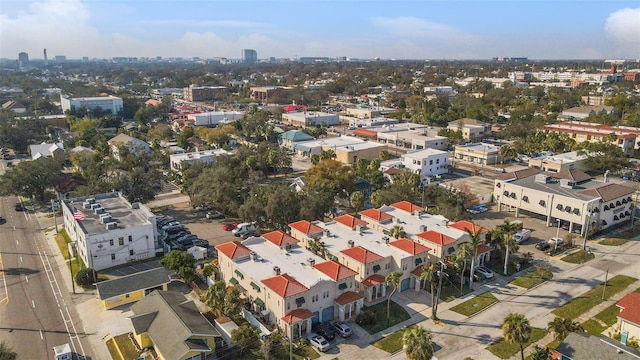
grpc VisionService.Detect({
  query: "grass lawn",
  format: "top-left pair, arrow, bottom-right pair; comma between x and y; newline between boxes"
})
439,282 -> 474,302
510,268 -> 553,289
595,303 -> 622,327
552,275 -> 637,319
105,338 -> 120,360
486,327 -> 546,359
112,333 -> 140,360
561,249 -> 595,264
450,292 -> 498,317
359,301 -> 411,334
581,319 -> 606,336
599,238 -> 629,246
293,345 -> 320,360
372,326 -> 412,353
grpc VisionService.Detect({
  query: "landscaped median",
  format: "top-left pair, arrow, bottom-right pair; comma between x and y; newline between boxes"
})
510,267 -> 553,289
486,327 -> 546,359
372,325 -> 414,353
357,301 -> 411,334
560,249 -> 595,264
450,292 -> 498,317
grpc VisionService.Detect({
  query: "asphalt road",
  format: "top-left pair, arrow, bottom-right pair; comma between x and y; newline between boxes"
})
0,175 -> 91,358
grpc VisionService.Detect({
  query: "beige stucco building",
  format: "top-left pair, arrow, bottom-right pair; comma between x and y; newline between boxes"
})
454,142 -> 503,165
293,136 -> 387,164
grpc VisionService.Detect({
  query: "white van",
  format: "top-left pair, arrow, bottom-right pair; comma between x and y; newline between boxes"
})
232,222 -> 257,237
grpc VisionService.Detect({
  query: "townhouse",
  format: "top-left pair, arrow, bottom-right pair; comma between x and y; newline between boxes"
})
542,121 -> 636,154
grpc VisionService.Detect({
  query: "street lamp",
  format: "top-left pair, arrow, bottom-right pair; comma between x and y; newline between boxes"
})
582,205 -> 595,250
555,219 -> 561,239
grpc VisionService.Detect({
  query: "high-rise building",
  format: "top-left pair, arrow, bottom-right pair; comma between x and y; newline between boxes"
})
43,48 -> 48,66
242,49 -> 257,64
18,52 -> 29,63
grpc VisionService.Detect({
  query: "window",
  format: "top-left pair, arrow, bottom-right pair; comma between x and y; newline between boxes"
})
125,294 -> 130,298
385,263 -> 390,269
573,208 -> 580,215
496,183 -> 501,188
510,193 -> 516,199
503,191 -> 509,196
372,264 -> 381,272
111,254 -> 115,260
119,237 -> 124,246
616,201 -> 622,207
109,239 -> 114,246
610,203 -> 615,209
557,204 -> 563,210
604,205 -> 610,211
614,215 -> 619,221
128,235 -> 132,242
565,206 -> 572,213
522,196 -> 529,203
436,159 -> 440,164
338,283 -> 348,290
448,247 -> 455,254
129,249 -> 134,256
429,160 -> 433,165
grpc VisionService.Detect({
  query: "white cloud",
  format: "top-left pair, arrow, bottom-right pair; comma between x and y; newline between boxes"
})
604,8 -> 640,58
371,16 -> 481,45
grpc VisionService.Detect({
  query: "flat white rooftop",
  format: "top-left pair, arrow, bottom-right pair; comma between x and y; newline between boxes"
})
170,149 -> 229,162
455,142 -> 501,153
377,205 -> 468,241
320,220 -> 411,261
296,136 -> 386,151
403,148 -> 448,158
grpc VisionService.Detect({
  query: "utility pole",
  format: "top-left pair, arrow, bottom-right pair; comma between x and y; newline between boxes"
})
51,199 -> 58,233
433,261 -> 447,320
69,255 -> 75,294
602,265 -> 609,301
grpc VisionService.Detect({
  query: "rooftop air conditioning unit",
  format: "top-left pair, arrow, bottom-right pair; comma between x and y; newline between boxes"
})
94,207 -> 105,215
348,240 -> 355,248
90,203 -> 100,210
273,266 -> 281,275
86,198 -> 96,204
100,214 -> 111,224
307,258 -> 316,266
82,201 -> 92,209
323,229 -> 331,237
105,222 -> 117,230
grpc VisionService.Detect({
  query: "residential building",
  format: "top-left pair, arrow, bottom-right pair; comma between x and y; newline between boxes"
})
60,95 -> 123,115
616,293 -> 640,341
345,106 -> 395,119
348,117 -> 399,129
96,267 -> 173,309
130,290 -> 221,360
186,111 -> 244,127
448,118 -> 490,142
543,121 -> 636,154
62,192 -> 158,271
28,142 -> 65,161
282,111 -> 340,127
495,168 -> 636,235
379,148 -> 449,182
293,136 -> 387,164
250,86 -> 288,103
561,105 -> 616,120
242,49 -> 258,64
1,100 -> 26,113
454,143 -> 502,165
183,86 -> 227,102
554,332 -> 640,360
169,149 -> 230,174
107,134 -> 151,161
581,95 -> 606,106
528,151 -> 589,173
277,130 -> 315,150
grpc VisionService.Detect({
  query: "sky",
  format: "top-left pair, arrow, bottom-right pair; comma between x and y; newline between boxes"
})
1,0 -> 639,60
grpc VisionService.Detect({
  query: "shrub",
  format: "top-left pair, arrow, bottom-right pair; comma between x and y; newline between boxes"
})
76,268 -> 97,287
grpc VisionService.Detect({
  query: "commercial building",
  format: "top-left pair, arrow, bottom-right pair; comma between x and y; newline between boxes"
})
560,105 -> 616,120
60,95 -> 123,115
242,49 -> 257,64
277,130 -> 314,150
186,111 -> 244,127
282,111 -> 340,127
379,148 -> 449,181
454,143 -> 502,165
448,118 -> 490,142
543,121 -> 636,154
528,151 -> 589,173
495,168 -> 636,235
169,149 -> 230,174
62,192 -> 158,271
345,106 -> 395,119
250,86 -> 288,103
183,86 -> 227,102
293,136 -> 387,164
96,267 -> 173,309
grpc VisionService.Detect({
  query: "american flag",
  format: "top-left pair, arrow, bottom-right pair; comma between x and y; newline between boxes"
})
73,209 -> 87,221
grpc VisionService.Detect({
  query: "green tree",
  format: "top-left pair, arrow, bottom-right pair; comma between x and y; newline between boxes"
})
402,325 -> 435,360
231,324 -> 261,356
384,225 -> 406,239
0,157 -> 63,203
160,250 -> 196,283
499,144 -> 519,163
305,159 -> 356,198
501,312 -> 532,360
465,226 -> 484,287
547,317 -> 583,341
201,280 -> 227,315
456,242 -> 472,291
385,271 -> 403,324
420,264 -> 438,319
223,286 -> 243,317
498,220 -> 520,275
261,330 -> 287,360
350,191 -> 365,213
75,268 -> 97,288
0,341 -> 17,360
530,345 -> 552,360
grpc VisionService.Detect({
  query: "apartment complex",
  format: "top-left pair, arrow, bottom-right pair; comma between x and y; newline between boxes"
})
169,149 -> 230,174
281,111 -> 340,127
62,192 -> 158,271
543,121 -> 637,154
60,95 -> 123,115
379,148 -> 449,181
183,86 -> 227,102
250,86 -> 288,103
292,136 -> 387,164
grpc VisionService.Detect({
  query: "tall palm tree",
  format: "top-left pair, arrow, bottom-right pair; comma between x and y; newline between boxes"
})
498,220 -> 520,275
420,264 -> 438,319
466,226 -> 485,287
501,312 -> 532,360
456,242 -> 472,291
385,271 -> 403,324
547,316 -> 583,340
384,225 -> 406,239
402,325 -> 435,360
530,345 -> 552,360
499,144 -> 519,163
0,341 -> 17,360
201,280 -> 227,316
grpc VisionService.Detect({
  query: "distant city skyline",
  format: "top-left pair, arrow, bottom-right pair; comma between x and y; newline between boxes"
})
1,0 -> 639,60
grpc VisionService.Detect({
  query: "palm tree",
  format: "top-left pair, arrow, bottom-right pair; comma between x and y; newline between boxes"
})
350,191 -> 365,213
499,144 -> 519,163
501,312 -> 532,360
385,271 -> 403,324
384,225 -> 407,239
466,226 -> 485,287
403,325 -> 435,360
319,149 -> 336,160
547,316 -> 583,340
420,264 -> 439,319
0,341 -> 17,360
456,242 -> 472,291
201,280 -> 227,316
498,220 -> 520,275
530,345 -> 552,360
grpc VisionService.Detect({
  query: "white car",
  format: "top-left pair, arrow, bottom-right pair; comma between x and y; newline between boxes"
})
332,322 -> 352,338
308,335 -> 330,352
474,267 -> 494,279
548,237 -> 564,246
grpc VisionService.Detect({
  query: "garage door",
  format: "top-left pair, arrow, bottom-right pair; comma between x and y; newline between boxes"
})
322,306 -> 334,322
400,278 -> 411,292
311,311 -> 320,325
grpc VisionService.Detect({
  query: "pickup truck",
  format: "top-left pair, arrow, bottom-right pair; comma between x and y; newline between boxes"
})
513,229 -> 532,244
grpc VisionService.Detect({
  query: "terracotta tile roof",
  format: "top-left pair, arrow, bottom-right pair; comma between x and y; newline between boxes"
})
390,201 -> 424,214
358,208 -> 393,222
281,309 -> 314,324
362,274 -> 385,287
215,241 -> 251,260
313,260 -> 358,281
476,244 -> 493,254
334,291 -> 363,305
261,273 -> 308,298
556,168 -> 591,182
416,230 -> 457,246
354,128 -> 378,139
578,183 -> 635,202
340,246 -> 383,264
411,265 -> 426,277
262,230 -> 298,247
333,214 -> 367,228
384,168 -> 404,175
617,293 -> 640,326
389,238 -> 431,255
448,221 -> 488,235
289,220 -> 324,235
495,167 -> 541,181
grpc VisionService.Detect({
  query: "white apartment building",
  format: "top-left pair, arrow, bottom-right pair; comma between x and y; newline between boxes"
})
379,148 -> 449,181
282,111 -> 340,127
169,149 -> 230,174
62,192 -> 158,271
454,143 -> 502,165
60,95 -> 123,115
495,168 -> 636,235
293,136 -> 387,164
187,111 -> 244,127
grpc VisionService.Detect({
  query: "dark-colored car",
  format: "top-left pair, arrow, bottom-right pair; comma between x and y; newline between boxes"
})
241,231 -> 259,240
535,241 -> 551,251
0,216 -> 6,225
14,203 -> 24,211
206,211 -> 225,220
313,323 -> 336,341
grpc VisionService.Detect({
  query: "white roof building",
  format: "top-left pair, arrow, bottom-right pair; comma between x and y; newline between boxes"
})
169,149 -> 230,174
29,142 -> 64,160
187,111 -> 244,127
60,95 -> 123,115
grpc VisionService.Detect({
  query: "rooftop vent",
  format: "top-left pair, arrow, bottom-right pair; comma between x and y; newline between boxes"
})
420,225 -> 428,232
307,258 -> 316,266
355,225 -> 363,234
250,251 -> 259,261
82,201 -> 92,209
105,222 -> 117,230
383,236 -> 390,245
94,206 -> 105,215
131,202 -> 140,209
560,179 -> 576,189
535,174 -> 550,184
90,203 -> 101,210
323,229 -> 331,237
285,243 -> 292,252
273,266 -> 281,275
99,214 -> 111,224
348,240 -> 355,248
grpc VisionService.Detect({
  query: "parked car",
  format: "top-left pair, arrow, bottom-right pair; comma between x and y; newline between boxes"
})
240,231 -> 260,240
14,203 -> 24,211
313,323 -> 336,341
513,229 -> 532,244
168,231 -> 189,240
232,222 -> 257,237
222,223 -> 238,231
547,237 -> 564,247
308,335 -> 330,352
535,241 -> 551,251
0,216 -> 6,225
162,221 -> 181,230
192,239 -> 209,248
177,234 -> 198,243
332,322 -> 352,338
193,204 -> 211,211
474,267 -> 494,279
206,211 -> 225,220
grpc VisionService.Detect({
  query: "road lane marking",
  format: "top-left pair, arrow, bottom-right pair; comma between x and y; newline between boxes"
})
39,330 -> 43,339
19,256 -> 22,262
25,276 -> 28,284
32,300 -> 35,308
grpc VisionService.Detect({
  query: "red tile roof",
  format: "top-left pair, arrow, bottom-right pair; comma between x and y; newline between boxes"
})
215,241 -> 251,260
411,265 -> 426,277
334,214 -> 368,228
617,293 -> 640,326
340,246 -> 383,264
448,221 -> 488,235
390,201 -> 424,214
261,274 -> 308,298
281,309 -> 314,324
354,128 -> 378,139
416,230 -> 457,246
578,183 -> 635,202
289,220 -> 324,235
334,291 -> 363,305
362,274 -> 386,287
313,260 -> 358,281
358,208 -> 393,223
389,238 -> 431,255
476,244 -> 492,254
262,230 -> 298,247
556,168 -> 591,183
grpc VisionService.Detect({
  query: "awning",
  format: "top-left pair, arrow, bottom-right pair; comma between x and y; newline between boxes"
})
338,283 -> 348,290
234,269 -> 244,279
254,298 -> 265,308
229,277 -> 239,285
372,264 -> 381,272
250,281 -> 261,292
